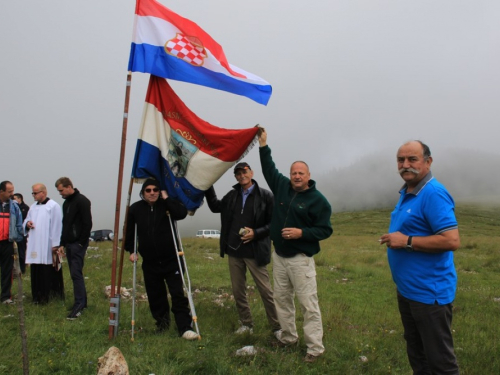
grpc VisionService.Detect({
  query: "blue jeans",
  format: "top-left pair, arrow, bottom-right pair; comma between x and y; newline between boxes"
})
397,292 -> 459,375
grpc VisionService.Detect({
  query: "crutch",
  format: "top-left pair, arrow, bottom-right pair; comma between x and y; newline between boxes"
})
131,224 -> 138,342
167,214 -> 201,340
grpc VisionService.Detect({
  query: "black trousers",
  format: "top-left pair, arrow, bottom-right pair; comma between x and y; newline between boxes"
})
397,292 -> 459,375
0,240 -> 13,302
30,264 -> 65,304
66,242 -> 88,308
142,258 -> 192,335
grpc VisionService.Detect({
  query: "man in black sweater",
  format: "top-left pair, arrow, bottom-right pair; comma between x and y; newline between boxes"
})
55,177 -> 92,320
125,178 -> 198,340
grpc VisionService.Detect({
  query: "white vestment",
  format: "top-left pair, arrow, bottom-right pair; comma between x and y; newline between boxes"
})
24,199 -> 62,265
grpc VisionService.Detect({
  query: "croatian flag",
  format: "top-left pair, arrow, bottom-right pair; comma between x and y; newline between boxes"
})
128,0 -> 272,105
132,75 -> 259,213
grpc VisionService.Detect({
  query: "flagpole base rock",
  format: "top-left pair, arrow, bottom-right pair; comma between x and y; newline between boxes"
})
97,346 -> 129,375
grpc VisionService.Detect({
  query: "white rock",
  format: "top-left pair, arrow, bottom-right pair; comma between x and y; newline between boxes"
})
97,346 -> 129,375
236,345 -> 258,356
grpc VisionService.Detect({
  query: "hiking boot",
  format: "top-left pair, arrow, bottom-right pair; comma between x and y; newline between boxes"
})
271,338 -> 298,348
1,299 -> 15,305
273,329 -> 283,341
181,330 -> 199,340
155,319 -> 170,333
235,325 -> 253,335
304,353 -> 322,363
67,304 -> 85,320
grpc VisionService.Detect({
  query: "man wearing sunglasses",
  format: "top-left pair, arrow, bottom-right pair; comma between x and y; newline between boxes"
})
24,183 -> 64,305
125,178 -> 198,340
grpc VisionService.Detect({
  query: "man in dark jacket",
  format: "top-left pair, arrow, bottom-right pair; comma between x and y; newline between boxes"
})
125,178 -> 198,340
258,128 -> 333,363
55,177 -> 92,320
13,193 -> 29,274
205,162 -> 281,336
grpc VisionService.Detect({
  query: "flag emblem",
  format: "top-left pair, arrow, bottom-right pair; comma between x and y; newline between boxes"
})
165,34 -> 207,66
167,131 -> 197,177
129,0 -> 272,104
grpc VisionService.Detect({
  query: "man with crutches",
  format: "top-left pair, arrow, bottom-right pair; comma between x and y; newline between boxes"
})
125,178 -> 198,340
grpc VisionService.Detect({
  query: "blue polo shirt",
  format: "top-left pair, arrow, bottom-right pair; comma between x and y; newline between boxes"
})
387,172 -> 458,305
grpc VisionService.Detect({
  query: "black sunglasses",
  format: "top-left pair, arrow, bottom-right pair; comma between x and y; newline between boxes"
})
144,188 -> 160,193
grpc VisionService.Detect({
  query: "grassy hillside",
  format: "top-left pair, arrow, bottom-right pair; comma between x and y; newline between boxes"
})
0,204 -> 498,374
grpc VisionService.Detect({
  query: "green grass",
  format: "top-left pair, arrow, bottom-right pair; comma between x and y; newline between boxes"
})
1,203 -> 499,374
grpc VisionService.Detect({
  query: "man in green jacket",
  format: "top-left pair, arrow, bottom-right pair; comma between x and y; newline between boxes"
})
258,128 -> 333,363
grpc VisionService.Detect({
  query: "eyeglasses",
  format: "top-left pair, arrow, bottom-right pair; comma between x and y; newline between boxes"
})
31,191 -> 42,196
144,188 -> 160,193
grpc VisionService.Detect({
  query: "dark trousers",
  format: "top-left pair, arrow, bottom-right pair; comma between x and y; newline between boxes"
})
16,238 -> 27,274
66,242 -> 88,308
397,292 -> 459,375
0,240 -> 14,302
142,258 -> 192,335
228,255 -> 280,331
30,264 -> 65,304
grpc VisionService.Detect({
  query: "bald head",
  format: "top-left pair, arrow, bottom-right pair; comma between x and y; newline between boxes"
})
290,161 -> 311,191
32,183 -> 48,203
398,140 -> 431,160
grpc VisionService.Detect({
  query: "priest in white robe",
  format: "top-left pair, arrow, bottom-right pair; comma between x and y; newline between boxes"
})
24,183 -> 64,304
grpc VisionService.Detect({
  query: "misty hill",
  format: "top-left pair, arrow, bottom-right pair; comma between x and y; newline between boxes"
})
316,148 -> 500,212
180,148 -> 499,236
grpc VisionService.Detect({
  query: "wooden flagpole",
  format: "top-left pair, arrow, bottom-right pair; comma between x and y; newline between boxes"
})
109,72 -> 133,339
13,242 -> 29,374
116,179 -> 134,293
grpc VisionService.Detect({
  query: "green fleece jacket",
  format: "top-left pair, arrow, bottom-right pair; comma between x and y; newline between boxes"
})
259,145 -> 333,257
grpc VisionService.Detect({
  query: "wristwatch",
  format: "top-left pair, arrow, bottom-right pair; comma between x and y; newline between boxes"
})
406,236 -> 414,252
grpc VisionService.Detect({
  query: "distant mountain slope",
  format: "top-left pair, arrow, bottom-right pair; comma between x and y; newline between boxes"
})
317,149 -> 500,212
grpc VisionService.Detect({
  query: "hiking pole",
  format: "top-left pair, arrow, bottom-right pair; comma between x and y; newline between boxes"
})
167,214 -> 201,340
13,242 -> 29,375
131,224 -> 138,342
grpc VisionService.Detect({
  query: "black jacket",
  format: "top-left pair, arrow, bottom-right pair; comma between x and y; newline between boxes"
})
19,202 -> 30,221
125,197 -> 187,262
205,180 -> 274,266
61,189 -> 92,247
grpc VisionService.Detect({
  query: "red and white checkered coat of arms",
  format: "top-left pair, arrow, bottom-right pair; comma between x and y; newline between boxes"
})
164,33 -> 207,66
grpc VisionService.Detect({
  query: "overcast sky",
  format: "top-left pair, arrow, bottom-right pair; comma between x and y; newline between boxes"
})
1,1 -> 499,236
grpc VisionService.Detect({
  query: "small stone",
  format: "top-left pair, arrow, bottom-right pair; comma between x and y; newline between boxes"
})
236,345 -> 258,356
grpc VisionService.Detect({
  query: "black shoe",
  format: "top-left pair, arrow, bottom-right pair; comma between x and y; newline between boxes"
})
68,303 -> 87,312
67,304 -> 85,320
155,319 -> 170,333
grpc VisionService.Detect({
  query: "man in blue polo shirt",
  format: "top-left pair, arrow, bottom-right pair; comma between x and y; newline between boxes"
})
380,140 -> 460,375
